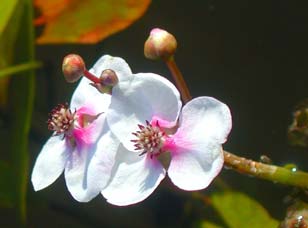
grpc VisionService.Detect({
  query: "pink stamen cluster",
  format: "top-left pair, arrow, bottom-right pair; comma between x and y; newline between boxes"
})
47,103 -> 76,136
131,121 -> 166,158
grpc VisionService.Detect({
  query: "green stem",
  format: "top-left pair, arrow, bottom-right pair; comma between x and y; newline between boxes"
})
224,151 -> 308,188
0,62 -> 42,78
164,56 -> 308,189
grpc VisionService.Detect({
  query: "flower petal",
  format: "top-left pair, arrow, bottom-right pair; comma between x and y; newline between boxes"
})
70,77 -> 111,114
102,145 -> 166,206
31,135 -> 68,191
90,55 -> 133,83
64,113 -> 109,202
107,73 -> 182,150
87,129 -> 120,193
64,145 -> 95,202
167,96 -> 231,190
168,143 -> 224,191
178,96 -> 232,144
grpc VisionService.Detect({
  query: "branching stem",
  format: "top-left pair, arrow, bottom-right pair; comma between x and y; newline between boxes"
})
164,56 -> 308,189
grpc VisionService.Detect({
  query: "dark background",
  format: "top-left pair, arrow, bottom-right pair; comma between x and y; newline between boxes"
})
4,0 -> 308,227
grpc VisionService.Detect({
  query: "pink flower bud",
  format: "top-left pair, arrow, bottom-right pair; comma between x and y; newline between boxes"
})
62,54 -> 86,83
144,28 -> 177,60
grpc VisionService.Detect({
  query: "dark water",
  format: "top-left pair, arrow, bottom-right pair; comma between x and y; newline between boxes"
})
4,0 -> 308,227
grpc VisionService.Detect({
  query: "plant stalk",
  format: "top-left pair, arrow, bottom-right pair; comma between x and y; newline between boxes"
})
164,56 -> 308,189
165,57 -> 192,103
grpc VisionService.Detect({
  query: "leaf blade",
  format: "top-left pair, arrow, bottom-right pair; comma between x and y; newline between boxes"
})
211,191 -> 279,228
0,0 -> 19,35
35,0 -> 151,44
8,0 -> 36,223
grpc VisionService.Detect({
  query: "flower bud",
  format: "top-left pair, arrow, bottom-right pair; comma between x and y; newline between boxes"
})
99,69 -> 118,87
144,28 -> 177,60
280,201 -> 308,228
90,69 -> 119,94
288,99 -> 308,148
62,54 -> 86,83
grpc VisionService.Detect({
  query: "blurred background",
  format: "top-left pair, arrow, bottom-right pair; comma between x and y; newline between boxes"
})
2,0 -> 308,227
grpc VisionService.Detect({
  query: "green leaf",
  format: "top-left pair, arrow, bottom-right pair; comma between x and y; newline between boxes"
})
0,0 -> 23,108
211,191 -> 279,228
0,0 -> 22,65
0,0 -> 19,35
200,221 -> 223,228
34,0 -> 151,44
0,0 -> 25,212
7,0 -> 35,224
0,1 -> 35,225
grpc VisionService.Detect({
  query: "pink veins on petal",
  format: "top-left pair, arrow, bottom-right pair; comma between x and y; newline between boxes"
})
72,105 -> 101,149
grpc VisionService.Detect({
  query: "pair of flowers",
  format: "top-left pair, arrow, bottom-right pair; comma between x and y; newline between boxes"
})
31,55 -> 232,206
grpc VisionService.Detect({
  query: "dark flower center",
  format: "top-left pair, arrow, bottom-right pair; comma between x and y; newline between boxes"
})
131,120 -> 166,158
47,103 -> 76,136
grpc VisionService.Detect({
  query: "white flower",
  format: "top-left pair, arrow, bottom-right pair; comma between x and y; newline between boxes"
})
32,54 -> 232,206
103,73 -> 232,206
31,55 -> 133,202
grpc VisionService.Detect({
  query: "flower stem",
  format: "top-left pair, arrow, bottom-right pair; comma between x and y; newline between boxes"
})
165,56 -> 308,189
84,69 -> 101,84
165,57 -> 192,103
224,151 -> 308,188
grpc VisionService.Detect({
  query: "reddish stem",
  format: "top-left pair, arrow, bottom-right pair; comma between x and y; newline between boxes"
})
83,69 -> 100,84
165,57 -> 192,104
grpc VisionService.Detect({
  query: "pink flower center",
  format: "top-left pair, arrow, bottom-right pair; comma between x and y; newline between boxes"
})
47,103 -> 76,137
131,120 -> 166,158
47,104 -> 100,149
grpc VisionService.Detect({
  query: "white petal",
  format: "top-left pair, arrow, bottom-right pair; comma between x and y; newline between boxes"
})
107,73 -> 182,150
64,145 -> 95,202
102,145 -> 166,206
178,96 -> 232,144
31,135 -> 68,191
167,96 -> 231,190
70,77 -> 111,114
64,114 -> 109,202
87,129 -> 120,194
168,144 -> 224,191
90,55 -> 133,83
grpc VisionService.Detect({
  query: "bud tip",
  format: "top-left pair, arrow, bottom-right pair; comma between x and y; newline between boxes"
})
144,28 -> 177,60
100,69 -> 118,87
62,54 -> 86,83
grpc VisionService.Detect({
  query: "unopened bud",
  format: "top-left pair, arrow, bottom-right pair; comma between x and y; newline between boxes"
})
62,54 -> 86,83
280,201 -> 308,228
90,69 -> 119,94
144,28 -> 177,60
288,99 -> 308,148
99,69 -> 118,87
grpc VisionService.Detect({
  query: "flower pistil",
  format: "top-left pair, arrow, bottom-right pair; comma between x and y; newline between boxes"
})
47,103 -> 76,137
131,120 -> 166,158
